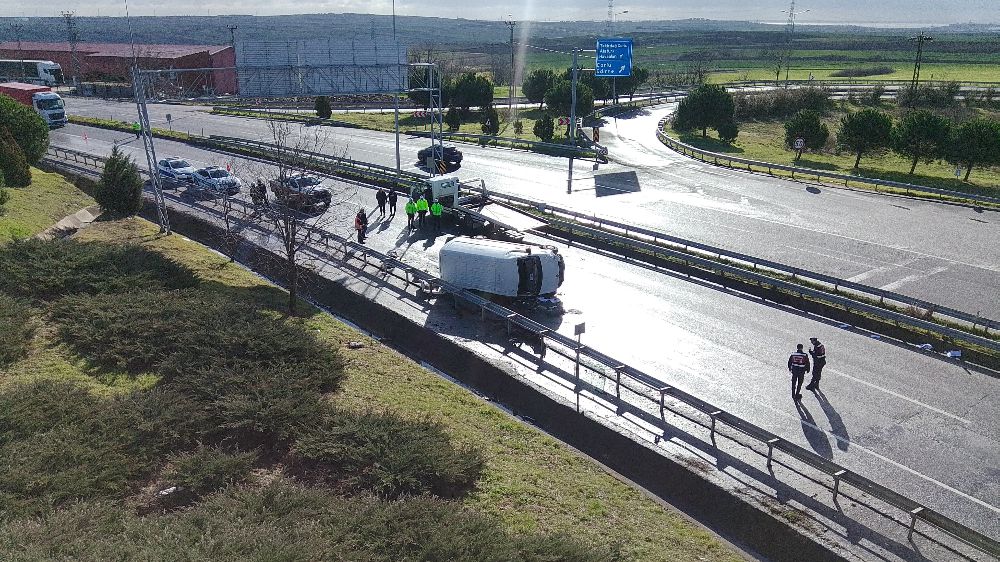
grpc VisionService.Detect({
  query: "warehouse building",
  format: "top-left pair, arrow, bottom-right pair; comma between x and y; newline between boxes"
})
0,42 -> 237,95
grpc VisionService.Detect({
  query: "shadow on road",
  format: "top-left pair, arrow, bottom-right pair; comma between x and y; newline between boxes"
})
594,170 -> 641,197
815,389 -> 850,452
796,399 -> 833,459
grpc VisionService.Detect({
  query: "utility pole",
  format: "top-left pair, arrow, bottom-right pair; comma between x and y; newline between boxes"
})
909,33 -> 933,90
605,0 -> 614,36
61,12 -> 80,88
781,1 -> 808,85
503,18 -> 516,125
566,49 -> 579,195
227,24 -> 238,47
393,0 -> 401,176
9,23 -> 24,81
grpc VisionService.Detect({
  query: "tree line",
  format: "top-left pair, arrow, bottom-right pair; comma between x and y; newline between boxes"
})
672,84 -> 1000,181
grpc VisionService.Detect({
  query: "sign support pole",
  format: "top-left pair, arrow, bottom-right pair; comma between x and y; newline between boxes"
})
566,49 -> 579,195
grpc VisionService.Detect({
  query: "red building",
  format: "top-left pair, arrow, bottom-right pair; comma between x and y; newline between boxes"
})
0,42 -> 237,95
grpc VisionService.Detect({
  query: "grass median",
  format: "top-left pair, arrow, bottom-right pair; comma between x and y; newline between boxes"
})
0,167 -> 95,243
0,209 -> 744,561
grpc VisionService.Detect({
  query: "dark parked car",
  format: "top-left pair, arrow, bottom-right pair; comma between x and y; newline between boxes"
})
417,145 -> 463,169
269,174 -> 333,211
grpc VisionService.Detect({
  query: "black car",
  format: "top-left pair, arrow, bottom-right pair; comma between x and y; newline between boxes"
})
417,145 -> 463,168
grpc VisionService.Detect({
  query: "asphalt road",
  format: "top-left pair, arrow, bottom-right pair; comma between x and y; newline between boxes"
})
49,122 -> 1000,546
65,97 -> 1000,319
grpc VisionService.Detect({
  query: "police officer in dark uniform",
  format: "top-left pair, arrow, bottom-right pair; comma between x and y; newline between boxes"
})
787,344 -> 811,401
805,337 -> 826,391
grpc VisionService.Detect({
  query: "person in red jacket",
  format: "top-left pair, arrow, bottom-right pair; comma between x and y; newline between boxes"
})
354,209 -> 368,244
787,343 -> 811,401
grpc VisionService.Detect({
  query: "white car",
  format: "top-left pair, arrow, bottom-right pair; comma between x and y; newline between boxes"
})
156,157 -> 197,184
191,166 -> 242,195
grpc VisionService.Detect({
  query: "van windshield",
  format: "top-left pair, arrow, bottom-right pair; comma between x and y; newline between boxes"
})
35,98 -> 64,110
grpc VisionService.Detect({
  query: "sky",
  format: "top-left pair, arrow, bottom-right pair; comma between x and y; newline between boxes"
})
1,0 -> 996,25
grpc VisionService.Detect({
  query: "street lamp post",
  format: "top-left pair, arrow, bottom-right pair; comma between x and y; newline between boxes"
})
503,17 -> 517,126
612,10 -> 628,103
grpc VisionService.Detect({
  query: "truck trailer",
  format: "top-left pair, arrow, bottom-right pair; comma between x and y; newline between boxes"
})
439,237 -> 564,311
0,82 -> 67,128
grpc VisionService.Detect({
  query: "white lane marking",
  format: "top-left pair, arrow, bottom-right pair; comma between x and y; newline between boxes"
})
762,402 -> 998,514
846,259 -> 919,283
880,266 -> 950,292
827,368 -> 970,424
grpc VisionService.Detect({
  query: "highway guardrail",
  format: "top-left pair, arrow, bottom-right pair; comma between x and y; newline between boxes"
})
480,190 -> 1000,337
43,144 -> 1000,559
654,117 -> 1000,206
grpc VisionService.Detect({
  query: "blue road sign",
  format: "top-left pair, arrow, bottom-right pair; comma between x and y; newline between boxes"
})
595,38 -> 632,77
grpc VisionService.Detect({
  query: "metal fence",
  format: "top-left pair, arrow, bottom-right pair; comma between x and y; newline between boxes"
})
42,144 -> 1000,559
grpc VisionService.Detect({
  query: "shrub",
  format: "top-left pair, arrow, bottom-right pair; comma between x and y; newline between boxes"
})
290,409 -> 483,499
95,145 -> 143,216
0,482 -> 620,561
50,288 -> 343,386
314,96 -> 332,119
716,120 -> 739,144
0,126 -> 31,187
0,294 -> 34,366
0,186 -> 9,214
160,446 -> 256,506
0,424 -> 143,518
178,364 -> 330,448
533,113 -> 555,142
0,93 -> 48,164
445,106 -> 462,131
0,239 -> 197,301
674,84 -> 734,137
0,379 -> 100,446
480,105 -> 500,137
103,387 -> 210,460
830,65 -> 894,78
733,86 -> 830,120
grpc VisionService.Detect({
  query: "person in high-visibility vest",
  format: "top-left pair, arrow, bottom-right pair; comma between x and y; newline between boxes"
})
132,121 -> 141,139
805,337 -> 826,392
416,195 -> 429,229
787,344 -> 811,401
430,199 -> 444,232
404,198 -> 417,230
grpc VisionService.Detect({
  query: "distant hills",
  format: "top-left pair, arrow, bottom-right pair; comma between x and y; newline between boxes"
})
1,14 -> 997,49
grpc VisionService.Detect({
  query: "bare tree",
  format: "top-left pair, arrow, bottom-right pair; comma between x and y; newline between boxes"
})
242,118 -> 358,314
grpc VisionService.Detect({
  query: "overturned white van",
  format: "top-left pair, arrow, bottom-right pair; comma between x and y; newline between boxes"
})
439,237 -> 564,299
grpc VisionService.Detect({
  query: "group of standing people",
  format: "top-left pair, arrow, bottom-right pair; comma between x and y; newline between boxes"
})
355,187 -> 444,244
787,337 -> 826,401
404,194 -> 444,232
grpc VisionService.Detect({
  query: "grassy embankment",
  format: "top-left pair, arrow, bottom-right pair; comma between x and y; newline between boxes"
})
0,170 -> 744,561
666,103 -> 1000,195
0,167 -> 95,243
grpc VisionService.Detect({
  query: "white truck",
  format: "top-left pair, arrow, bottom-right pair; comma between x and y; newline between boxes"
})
0,82 -> 67,128
439,236 -> 564,312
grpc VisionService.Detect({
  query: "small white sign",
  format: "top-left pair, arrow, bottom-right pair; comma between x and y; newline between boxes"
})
794,137 -> 805,150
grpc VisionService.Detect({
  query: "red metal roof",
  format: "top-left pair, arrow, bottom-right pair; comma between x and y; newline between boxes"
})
0,42 -> 231,59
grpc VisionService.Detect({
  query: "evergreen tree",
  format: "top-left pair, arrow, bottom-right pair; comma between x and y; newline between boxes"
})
0,127 -> 31,187
784,110 -> 830,160
891,110 -> 952,174
837,108 -> 893,169
948,118 -> 1000,182
95,145 -> 144,216
533,113 -> 555,142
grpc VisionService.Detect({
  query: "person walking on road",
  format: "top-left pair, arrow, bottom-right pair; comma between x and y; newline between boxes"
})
416,195 -> 429,229
375,188 -> 388,217
354,209 -> 368,244
405,198 -> 417,230
132,121 -> 141,139
806,337 -> 826,391
788,343 -> 811,401
387,189 -> 398,218
430,199 -> 444,232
